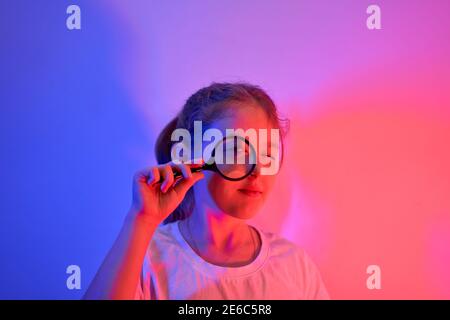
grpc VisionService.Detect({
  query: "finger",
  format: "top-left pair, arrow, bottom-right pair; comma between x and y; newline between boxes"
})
160,164 -> 175,193
147,167 -> 160,186
184,159 -> 204,176
172,171 -> 205,199
164,162 -> 186,184
134,167 -> 155,185
172,162 -> 192,179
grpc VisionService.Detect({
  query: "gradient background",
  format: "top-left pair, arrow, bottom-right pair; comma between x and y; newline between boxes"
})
1,0 -> 449,299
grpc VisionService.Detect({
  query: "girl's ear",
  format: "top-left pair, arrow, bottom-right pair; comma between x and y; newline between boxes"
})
170,142 -> 192,164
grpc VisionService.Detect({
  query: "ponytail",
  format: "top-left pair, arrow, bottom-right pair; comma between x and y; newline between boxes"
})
154,116 -> 195,224
155,116 -> 178,164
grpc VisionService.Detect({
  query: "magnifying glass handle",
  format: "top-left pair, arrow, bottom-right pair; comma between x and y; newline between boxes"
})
156,166 -> 205,184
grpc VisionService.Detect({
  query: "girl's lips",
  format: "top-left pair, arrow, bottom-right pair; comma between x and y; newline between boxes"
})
238,189 -> 263,197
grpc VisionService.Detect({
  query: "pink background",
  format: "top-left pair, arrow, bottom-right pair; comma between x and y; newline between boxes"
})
104,0 -> 450,299
2,0 -> 448,299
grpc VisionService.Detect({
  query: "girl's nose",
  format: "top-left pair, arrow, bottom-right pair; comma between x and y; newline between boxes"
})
249,163 -> 261,178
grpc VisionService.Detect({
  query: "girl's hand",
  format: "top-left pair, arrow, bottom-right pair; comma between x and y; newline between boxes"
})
128,161 -> 205,226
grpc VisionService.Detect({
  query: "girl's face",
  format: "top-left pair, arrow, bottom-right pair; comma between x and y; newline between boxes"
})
193,104 -> 280,220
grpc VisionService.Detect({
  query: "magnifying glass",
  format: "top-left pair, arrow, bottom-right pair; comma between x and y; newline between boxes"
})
161,135 -> 257,182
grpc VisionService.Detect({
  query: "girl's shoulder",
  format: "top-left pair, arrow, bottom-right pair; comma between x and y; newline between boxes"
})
258,227 -> 301,251
149,221 -> 180,247
257,227 -> 311,263
259,227 -> 329,299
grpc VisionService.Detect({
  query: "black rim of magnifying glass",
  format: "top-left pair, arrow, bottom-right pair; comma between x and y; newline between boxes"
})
191,135 -> 257,181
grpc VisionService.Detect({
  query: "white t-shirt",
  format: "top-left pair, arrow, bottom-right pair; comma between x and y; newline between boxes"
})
135,221 -> 329,300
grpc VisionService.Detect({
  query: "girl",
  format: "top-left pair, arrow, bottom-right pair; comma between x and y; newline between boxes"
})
84,82 -> 329,299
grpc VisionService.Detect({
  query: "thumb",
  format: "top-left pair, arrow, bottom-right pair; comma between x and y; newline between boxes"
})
173,172 -> 204,199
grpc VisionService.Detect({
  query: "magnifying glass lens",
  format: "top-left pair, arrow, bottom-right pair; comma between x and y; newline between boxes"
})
213,136 -> 256,181
216,162 -> 253,180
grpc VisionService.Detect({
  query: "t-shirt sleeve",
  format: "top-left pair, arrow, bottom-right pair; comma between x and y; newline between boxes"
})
297,248 -> 330,300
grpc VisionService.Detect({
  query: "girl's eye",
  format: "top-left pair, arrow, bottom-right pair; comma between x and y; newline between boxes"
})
234,145 -> 249,153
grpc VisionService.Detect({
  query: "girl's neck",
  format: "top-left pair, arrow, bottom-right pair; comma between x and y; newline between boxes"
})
186,206 -> 250,251
179,206 -> 261,267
